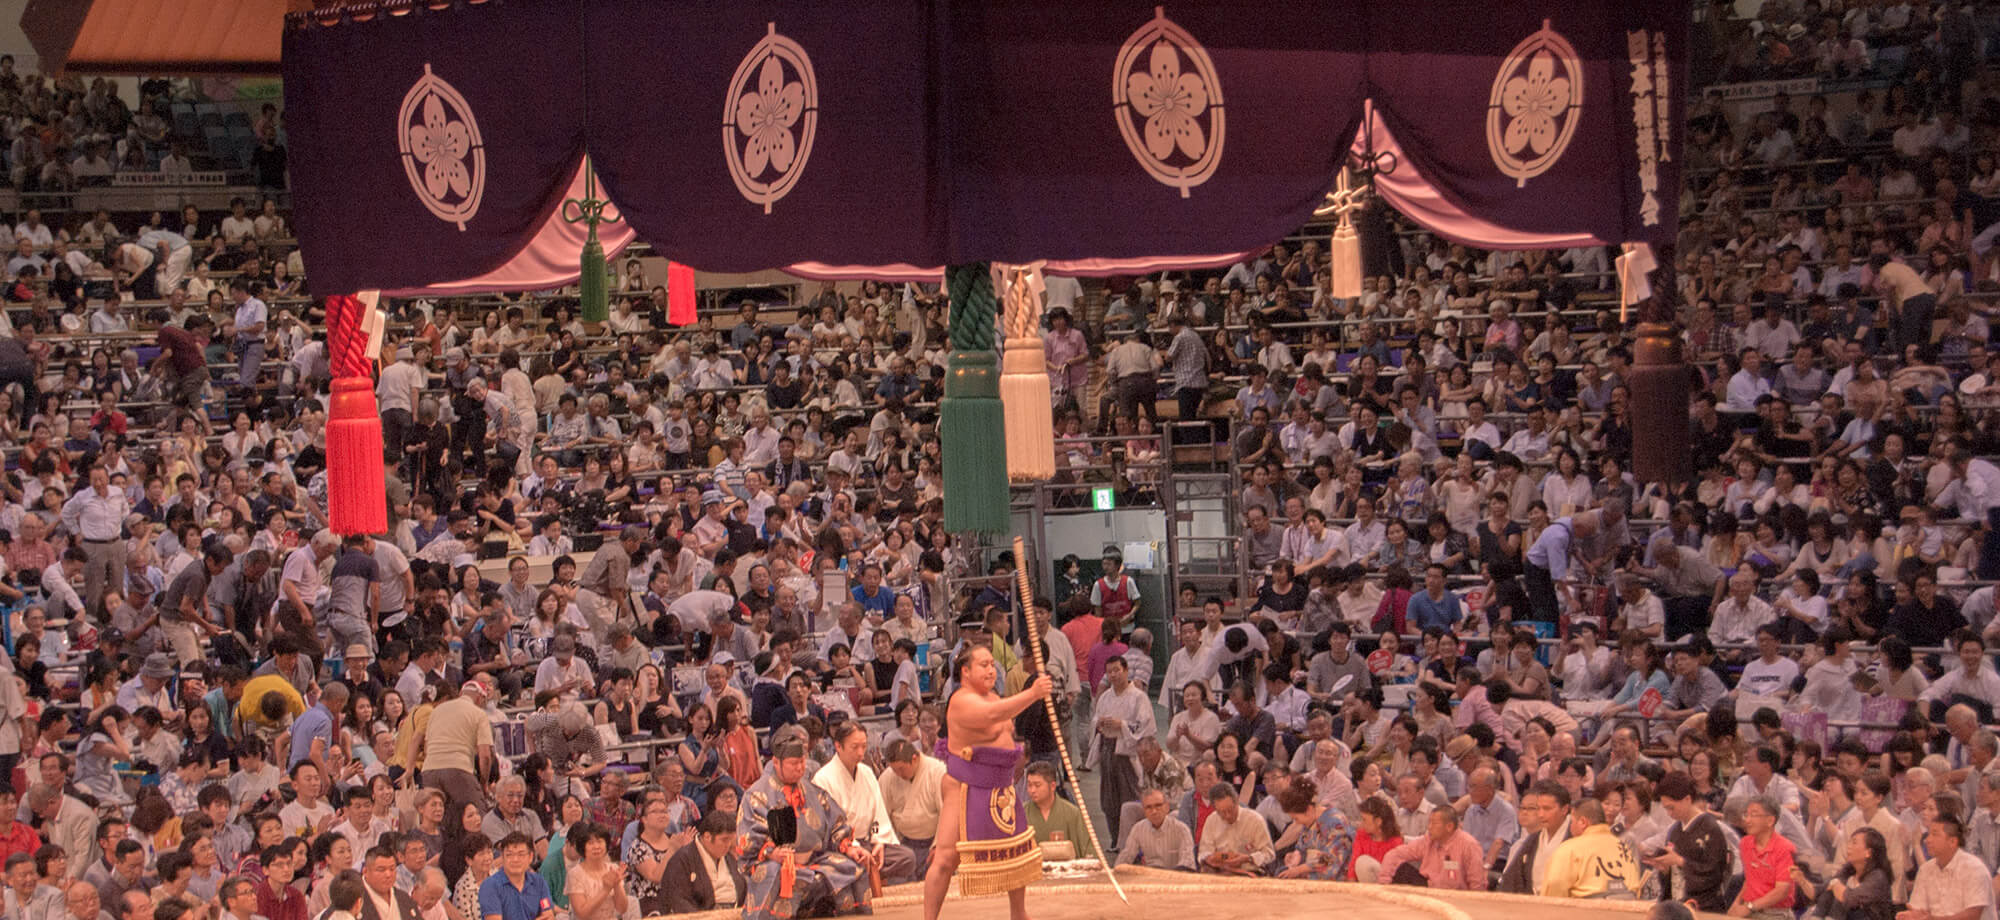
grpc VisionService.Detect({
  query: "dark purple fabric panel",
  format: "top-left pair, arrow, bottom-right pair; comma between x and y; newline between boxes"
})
937,0 -> 1367,266
582,0 -> 938,273
1361,0 -> 1686,250
283,1 -> 586,293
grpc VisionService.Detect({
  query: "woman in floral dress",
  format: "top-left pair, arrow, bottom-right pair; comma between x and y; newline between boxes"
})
1275,778 -> 1355,880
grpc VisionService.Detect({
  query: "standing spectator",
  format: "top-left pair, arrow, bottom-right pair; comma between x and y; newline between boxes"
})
1163,312 -> 1209,422
1103,329 -> 1160,430
574,526 -> 643,645
1871,254 -> 1936,354
377,345 -> 425,465
1043,309 -> 1089,410
327,536 -> 381,656
229,280 -> 267,385
60,465 -> 126,615
1090,657 -> 1154,841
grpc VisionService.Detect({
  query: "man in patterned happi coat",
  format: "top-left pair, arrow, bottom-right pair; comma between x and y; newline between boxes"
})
736,738 -> 878,920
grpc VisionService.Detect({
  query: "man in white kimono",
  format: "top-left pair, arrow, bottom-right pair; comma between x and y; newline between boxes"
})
812,721 -> 918,884
1089,656 -> 1156,842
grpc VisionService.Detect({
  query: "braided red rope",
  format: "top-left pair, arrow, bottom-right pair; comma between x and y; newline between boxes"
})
324,294 -> 371,377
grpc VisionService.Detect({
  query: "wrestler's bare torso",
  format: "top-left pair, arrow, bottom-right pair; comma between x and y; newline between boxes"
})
946,688 -> 1019,752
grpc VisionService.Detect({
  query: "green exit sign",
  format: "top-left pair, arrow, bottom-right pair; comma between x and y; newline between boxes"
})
1092,487 -> 1116,511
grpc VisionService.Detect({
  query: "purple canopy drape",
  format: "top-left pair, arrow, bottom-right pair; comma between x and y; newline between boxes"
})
284,0 -> 1684,294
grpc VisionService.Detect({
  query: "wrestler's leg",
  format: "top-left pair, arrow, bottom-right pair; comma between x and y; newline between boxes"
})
1007,886 -> 1030,920
922,776 -> 967,920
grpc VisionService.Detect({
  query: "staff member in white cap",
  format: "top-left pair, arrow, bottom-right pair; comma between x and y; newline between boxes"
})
117,652 -> 178,718
343,643 -> 382,700
533,635 -> 593,704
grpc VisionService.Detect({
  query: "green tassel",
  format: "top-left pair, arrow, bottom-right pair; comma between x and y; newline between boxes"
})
579,230 -> 607,324
942,263 -> 1010,534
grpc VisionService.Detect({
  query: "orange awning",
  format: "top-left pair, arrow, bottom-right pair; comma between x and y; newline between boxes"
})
20,0 -> 310,75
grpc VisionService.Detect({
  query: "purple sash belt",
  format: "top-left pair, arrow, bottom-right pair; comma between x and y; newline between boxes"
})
943,743 -> 1025,842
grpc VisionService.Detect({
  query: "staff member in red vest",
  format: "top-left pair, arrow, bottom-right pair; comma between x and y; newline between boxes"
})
1091,550 -> 1140,626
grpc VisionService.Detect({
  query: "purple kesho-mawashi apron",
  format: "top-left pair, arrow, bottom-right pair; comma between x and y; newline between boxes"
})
938,741 -> 1043,894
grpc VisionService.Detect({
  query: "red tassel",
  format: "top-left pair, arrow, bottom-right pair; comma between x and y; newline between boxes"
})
668,261 -> 697,326
326,376 -> 388,535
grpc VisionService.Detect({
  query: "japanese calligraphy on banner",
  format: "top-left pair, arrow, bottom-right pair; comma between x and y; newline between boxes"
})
283,0 -> 1685,294
1627,28 -> 1676,229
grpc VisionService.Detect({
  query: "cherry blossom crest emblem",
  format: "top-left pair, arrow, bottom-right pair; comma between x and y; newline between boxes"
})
1112,7 -> 1224,198
1487,19 -> 1584,188
723,23 -> 818,214
397,64 -> 485,231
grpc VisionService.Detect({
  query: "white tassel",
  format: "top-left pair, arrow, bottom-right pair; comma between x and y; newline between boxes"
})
1330,221 -> 1364,300
997,263 -> 1056,482
1321,167 -> 1367,300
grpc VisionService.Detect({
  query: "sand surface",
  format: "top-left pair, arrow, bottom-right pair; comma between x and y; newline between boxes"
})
673,866 -> 1723,920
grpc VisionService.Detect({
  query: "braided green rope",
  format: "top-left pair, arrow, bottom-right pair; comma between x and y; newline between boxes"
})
946,262 -> 1000,351
941,262 -> 1010,534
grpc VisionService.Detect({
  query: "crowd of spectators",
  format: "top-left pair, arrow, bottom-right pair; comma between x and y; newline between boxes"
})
0,4 -> 1991,920
0,61 -> 287,192
1697,0 -> 1983,91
